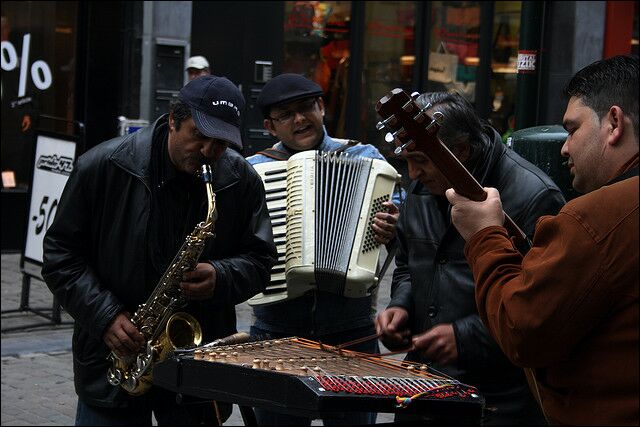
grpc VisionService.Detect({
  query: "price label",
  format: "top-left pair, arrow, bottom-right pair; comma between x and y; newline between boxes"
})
24,134 -> 76,264
517,50 -> 537,73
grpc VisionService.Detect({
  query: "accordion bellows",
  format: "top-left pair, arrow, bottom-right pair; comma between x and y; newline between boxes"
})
249,150 -> 400,306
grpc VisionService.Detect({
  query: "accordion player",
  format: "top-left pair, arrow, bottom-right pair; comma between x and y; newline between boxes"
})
248,150 -> 400,306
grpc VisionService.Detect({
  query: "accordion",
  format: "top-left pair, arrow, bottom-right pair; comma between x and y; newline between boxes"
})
248,150 -> 400,306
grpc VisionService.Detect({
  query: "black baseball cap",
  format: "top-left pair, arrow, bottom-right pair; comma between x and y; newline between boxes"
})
257,73 -> 324,117
179,75 -> 245,150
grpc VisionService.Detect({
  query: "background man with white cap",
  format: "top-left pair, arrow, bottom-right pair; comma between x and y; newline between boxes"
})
186,55 -> 211,81
42,75 -> 277,425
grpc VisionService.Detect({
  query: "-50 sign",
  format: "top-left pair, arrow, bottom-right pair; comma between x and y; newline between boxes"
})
24,134 -> 76,264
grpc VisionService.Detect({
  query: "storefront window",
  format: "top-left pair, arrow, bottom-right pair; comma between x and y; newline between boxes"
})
633,1 -> 639,57
361,1 -> 416,156
489,1 -> 520,139
1,1 -> 78,189
426,1 -> 520,140
283,1 -> 352,137
426,2 -> 480,102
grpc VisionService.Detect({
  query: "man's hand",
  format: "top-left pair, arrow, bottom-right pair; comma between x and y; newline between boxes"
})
180,262 -> 217,300
103,312 -> 145,358
372,201 -> 400,245
445,187 -> 505,241
375,307 -> 411,349
412,324 -> 458,365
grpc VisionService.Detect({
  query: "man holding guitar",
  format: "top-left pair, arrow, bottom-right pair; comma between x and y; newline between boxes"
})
375,91 -> 565,425
446,55 -> 639,425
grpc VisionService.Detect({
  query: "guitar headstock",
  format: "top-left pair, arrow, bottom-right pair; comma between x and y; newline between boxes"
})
375,88 -> 444,155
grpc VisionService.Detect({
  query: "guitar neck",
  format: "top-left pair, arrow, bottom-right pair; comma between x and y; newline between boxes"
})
425,138 -> 531,251
375,88 -> 531,253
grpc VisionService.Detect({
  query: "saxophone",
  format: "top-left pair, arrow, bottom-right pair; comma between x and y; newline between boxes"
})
107,163 -> 217,395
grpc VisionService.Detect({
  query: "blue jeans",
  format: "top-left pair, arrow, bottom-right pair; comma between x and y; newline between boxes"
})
250,325 -> 379,426
75,388 -> 221,426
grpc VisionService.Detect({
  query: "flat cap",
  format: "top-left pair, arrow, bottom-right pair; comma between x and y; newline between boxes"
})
257,73 -> 323,117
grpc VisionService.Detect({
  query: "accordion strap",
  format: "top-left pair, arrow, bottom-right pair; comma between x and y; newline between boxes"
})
378,239 -> 398,281
332,138 -> 361,153
256,147 -> 291,161
257,139 -> 361,160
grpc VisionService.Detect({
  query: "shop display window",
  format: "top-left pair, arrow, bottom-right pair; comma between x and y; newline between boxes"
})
283,1 -> 352,137
489,1 -> 520,140
426,1 -> 521,141
426,2 -> 481,102
361,1 -> 416,155
1,1 -> 78,189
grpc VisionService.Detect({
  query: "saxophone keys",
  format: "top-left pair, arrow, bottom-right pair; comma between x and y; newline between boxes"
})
136,355 -> 146,372
124,376 -> 138,391
107,367 -> 122,386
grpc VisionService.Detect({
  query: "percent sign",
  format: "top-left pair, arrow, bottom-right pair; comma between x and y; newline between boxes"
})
1,33 -> 53,97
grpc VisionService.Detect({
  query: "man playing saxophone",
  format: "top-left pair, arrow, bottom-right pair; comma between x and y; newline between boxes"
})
42,75 -> 277,426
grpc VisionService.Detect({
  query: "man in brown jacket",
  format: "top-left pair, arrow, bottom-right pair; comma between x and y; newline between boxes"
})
446,54 -> 639,425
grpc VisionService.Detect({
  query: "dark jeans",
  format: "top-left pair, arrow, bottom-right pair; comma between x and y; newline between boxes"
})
249,325 -> 379,426
75,387 -> 226,426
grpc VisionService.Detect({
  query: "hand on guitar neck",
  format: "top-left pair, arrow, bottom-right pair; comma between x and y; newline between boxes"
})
445,187 -> 508,242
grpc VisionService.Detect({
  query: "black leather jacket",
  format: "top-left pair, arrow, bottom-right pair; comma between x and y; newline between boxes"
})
389,127 -> 565,418
42,115 -> 277,407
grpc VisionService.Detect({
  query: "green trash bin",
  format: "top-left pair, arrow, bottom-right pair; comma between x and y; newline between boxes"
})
507,125 -> 580,201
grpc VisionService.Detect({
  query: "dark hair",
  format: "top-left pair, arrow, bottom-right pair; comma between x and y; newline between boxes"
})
415,91 -> 489,166
169,99 -> 192,131
563,55 -> 639,140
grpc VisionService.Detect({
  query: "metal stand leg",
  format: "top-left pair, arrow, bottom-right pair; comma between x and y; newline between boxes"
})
1,273 -> 73,332
19,273 -> 31,310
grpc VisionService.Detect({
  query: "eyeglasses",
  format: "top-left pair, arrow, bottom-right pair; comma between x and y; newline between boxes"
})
268,98 -> 318,125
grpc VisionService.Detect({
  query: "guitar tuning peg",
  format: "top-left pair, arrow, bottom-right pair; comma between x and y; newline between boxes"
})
412,102 -> 433,123
410,91 -> 420,99
402,100 -> 416,112
424,111 -> 444,133
375,115 -> 396,131
394,139 -> 414,155
385,128 -> 406,144
384,132 -> 395,143
419,102 -> 432,114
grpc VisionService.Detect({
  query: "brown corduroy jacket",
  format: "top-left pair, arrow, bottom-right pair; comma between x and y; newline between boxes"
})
464,157 -> 639,425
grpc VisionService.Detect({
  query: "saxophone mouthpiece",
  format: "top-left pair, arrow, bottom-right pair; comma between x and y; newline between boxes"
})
200,164 -> 213,183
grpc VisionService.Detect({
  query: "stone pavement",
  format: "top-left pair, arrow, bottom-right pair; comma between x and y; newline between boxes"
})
1,251 -> 398,425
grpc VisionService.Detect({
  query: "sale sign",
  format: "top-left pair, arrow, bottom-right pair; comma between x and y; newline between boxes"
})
24,133 -> 76,265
